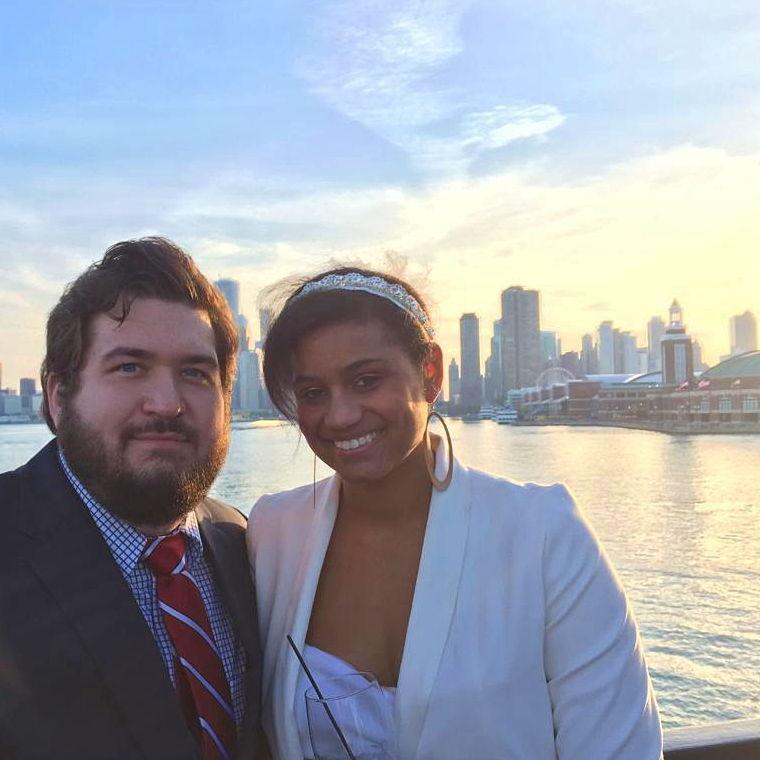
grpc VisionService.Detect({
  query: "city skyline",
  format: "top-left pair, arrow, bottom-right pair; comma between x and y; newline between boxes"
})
1,282 -> 757,391
2,2 -> 759,387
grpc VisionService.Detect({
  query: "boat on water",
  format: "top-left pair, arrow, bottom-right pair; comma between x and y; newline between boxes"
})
495,407 -> 519,424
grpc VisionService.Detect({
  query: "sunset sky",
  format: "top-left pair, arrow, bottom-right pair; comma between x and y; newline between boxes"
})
1,1 -> 759,389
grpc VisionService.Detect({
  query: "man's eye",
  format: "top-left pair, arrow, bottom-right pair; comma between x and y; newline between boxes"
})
117,363 -> 140,374
183,367 -> 209,381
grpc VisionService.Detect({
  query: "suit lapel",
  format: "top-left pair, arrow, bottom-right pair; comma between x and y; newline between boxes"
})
26,450 -> 198,759
196,503 -> 262,759
395,456 -> 471,760
196,504 -> 258,660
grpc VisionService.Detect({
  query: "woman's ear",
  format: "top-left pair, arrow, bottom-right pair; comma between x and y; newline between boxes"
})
423,344 -> 444,403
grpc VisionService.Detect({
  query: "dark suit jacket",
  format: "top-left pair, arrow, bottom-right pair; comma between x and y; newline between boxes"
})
0,440 -> 265,760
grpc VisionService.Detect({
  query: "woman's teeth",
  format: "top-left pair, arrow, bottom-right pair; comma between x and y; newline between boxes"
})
334,431 -> 379,451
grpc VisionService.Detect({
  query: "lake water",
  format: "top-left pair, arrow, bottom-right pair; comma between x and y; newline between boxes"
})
2,420 -> 759,730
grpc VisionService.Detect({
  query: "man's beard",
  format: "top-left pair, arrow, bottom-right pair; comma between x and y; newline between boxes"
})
57,403 -> 229,531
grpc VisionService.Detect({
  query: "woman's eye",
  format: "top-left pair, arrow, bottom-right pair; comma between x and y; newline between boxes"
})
354,374 -> 380,390
298,387 -> 324,402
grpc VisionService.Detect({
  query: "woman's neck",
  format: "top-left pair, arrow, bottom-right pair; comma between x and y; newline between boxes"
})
339,441 -> 433,525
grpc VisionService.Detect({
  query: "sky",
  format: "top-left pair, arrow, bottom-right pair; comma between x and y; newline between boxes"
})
1,0 -> 759,390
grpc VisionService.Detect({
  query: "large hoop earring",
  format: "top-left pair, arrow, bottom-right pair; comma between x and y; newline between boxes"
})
312,452 -> 317,511
424,411 -> 453,492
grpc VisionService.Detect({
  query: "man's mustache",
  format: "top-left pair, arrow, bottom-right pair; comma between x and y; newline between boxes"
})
123,419 -> 199,444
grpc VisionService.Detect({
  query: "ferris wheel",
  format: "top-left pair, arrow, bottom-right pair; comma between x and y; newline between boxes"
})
535,366 -> 576,389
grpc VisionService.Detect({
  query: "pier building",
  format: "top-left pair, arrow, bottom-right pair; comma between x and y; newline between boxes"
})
505,350 -> 760,434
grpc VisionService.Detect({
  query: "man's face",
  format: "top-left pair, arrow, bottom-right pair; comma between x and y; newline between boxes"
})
48,298 -> 229,531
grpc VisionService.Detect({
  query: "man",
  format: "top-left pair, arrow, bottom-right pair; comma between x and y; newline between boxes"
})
0,238 -> 265,759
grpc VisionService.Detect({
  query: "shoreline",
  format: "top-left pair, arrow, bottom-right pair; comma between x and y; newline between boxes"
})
4,417 -> 759,436
509,418 -> 760,435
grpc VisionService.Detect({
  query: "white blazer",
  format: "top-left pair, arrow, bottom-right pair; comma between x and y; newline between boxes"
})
247,455 -> 663,760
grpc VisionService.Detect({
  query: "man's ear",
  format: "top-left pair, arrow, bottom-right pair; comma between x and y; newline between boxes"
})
423,344 -> 444,404
45,374 -> 65,430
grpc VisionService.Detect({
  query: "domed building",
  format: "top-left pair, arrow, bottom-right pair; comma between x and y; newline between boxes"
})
655,350 -> 760,429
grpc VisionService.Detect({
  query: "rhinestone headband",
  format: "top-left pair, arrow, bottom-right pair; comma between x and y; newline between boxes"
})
293,272 -> 434,336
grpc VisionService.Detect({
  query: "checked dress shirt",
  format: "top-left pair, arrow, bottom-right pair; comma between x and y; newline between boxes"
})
57,448 -> 247,733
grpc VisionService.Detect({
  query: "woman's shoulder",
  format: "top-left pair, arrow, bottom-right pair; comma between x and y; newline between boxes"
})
461,462 -> 577,525
247,476 -> 333,537
461,464 -> 596,562
252,476 -> 332,516
465,462 -> 572,504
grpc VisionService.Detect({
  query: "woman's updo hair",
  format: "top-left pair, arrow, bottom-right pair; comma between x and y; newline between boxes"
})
262,266 -> 435,421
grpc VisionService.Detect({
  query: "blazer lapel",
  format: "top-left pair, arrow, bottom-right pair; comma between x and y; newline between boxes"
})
274,475 -> 341,759
395,455 -> 471,760
29,493 -> 199,759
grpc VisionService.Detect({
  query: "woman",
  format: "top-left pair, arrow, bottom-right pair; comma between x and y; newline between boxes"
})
247,267 -> 663,759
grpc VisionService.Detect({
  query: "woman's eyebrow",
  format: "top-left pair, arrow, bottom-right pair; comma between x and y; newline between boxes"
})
293,358 -> 388,384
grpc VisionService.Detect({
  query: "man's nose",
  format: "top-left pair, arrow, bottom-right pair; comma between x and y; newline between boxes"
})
141,371 -> 184,417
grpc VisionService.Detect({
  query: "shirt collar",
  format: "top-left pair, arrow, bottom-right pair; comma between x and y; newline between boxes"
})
57,446 -> 203,577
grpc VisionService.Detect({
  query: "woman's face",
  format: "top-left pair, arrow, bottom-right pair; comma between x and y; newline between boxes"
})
292,318 -> 441,484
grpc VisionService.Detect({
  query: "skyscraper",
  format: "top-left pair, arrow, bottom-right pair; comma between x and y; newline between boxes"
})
560,351 -> 581,377
661,299 -> 693,386
692,340 -> 706,372
637,348 -> 649,374
621,331 -> 638,374
730,311 -> 757,355
214,277 -> 248,409
597,321 -> 615,374
484,320 -> 503,403
236,313 -> 249,351
500,287 -> 541,393
459,313 -> 482,410
448,359 -> 460,405
540,331 -> 559,368
258,307 -> 273,349
580,334 -> 598,376
237,349 -> 262,412
214,278 -> 240,315
20,378 -> 36,397
647,316 -> 665,372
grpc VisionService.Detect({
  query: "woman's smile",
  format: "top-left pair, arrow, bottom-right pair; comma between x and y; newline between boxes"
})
331,429 -> 382,452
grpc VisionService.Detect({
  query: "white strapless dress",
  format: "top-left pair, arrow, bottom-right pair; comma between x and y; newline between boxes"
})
295,644 -> 396,759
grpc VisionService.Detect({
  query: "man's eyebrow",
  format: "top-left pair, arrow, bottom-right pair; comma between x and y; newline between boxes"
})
100,347 -> 153,362
100,347 -> 219,367
182,353 -> 220,368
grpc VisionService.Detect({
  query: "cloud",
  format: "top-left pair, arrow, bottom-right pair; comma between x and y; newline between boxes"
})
188,143 -> 758,364
299,0 -> 566,177
2,141 -> 758,384
301,0 -> 467,131
461,105 -> 566,152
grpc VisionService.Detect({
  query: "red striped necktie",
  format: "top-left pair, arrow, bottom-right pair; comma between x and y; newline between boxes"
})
143,532 -> 236,760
